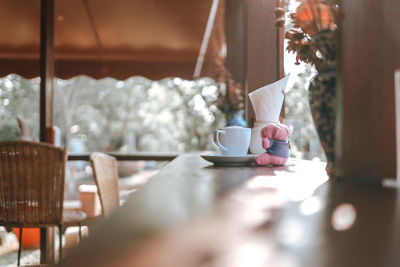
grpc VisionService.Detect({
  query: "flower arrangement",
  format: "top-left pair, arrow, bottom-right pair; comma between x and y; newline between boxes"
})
274,1 -> 341,176
216,78 -> 244,115
275,0 -> 340,71
214,76 -> 246,126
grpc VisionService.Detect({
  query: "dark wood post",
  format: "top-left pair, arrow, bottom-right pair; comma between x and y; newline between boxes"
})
40,0 -> 54,143
336,0 -> 400,181
40,0 -> 55,263
245,0 -> 283,126
225,0 -> 247,87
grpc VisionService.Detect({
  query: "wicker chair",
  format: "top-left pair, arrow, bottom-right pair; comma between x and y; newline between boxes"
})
0,141 -> 86,265
90,153 -> 120,217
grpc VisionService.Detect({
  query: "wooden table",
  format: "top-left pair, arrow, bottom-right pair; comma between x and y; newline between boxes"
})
60,153 -> 400,267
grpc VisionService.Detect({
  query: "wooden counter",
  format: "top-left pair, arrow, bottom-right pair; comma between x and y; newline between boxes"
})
60,153 -> 400,267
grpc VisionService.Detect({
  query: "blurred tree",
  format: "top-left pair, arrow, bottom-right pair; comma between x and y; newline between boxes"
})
0,121 -> 20,141
52,76 -> 225,152
0,75 -> 39,141
0,72 -> 324,159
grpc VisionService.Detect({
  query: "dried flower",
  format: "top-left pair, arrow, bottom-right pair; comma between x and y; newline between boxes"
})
275,17 -> 286,27
274,7 -> 286,17
276,0 -> 339,70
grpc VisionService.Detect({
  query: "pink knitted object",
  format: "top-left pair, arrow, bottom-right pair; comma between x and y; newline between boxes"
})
255,123 -> 293,166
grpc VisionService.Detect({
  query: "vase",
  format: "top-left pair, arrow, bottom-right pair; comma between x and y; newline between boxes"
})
227,110 -> 247,127
308,29 -> 336,177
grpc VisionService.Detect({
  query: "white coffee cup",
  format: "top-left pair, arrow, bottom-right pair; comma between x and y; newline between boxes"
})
213,126 -> 251,156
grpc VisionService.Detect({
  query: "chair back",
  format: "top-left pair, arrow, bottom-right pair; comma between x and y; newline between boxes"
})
90,153 -> 119,217
0,141 -> 66,227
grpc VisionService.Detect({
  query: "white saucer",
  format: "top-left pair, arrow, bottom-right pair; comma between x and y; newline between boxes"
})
200,154 -> 256,165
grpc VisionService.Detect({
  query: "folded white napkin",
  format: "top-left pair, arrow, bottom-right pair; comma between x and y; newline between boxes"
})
248,74 -> 290,123
248,75 -> 290,154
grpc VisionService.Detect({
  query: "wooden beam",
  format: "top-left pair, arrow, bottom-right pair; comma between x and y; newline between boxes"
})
245,0 -> 281,126
40,0 -> 55,264
225,0 -> 247,86
193,0 -> 220,78
395,70 -> 400,180
336,0 -> 400,180
40,0 -> 54,142
0,58 -> 202,81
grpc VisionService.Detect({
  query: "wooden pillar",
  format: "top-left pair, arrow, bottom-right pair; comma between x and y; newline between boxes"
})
245,0 -> 282,126
40,0 -> 55,263
40,0 -> 54,143
336,0 -> 400,181
225,0 -> 247,86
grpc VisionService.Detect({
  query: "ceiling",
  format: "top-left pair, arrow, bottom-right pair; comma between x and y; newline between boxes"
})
0,0 -> 225,80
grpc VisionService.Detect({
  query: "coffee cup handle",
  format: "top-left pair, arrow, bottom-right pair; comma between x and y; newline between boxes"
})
213,130 -> 227,152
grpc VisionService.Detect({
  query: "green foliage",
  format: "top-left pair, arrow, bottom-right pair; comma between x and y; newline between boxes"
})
0,74 -> 39,141
135,78 -> 225,152
0,71 -> 325,160
53,76 -> 225,152
0,121 -> 20,141
0,74 -> 226,152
